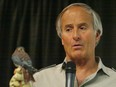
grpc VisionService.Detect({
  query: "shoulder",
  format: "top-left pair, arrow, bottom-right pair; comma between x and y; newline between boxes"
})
33,63 -> 63,78
105,66 -> 116,76
32,63 -> 64,86
37,64 -> 57,72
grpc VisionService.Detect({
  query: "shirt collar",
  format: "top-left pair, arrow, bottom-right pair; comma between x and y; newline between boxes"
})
61,56 -> 110,76
62,58 -> 67,70
96,56 -> 110,76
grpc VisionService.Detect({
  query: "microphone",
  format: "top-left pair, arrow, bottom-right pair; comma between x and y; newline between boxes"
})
65,61 -> 76,87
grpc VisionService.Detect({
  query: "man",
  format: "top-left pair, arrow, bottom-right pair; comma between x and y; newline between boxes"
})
10,3 -> 116,87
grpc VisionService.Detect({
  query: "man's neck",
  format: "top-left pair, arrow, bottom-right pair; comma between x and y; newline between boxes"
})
75,57 -> 98,86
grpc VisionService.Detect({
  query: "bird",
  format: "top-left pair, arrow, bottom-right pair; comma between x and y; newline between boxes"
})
11,46 -> 38,82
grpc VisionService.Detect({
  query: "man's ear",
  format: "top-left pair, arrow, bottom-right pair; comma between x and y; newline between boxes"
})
95,30 -> 101,45
61,37 -> 64,45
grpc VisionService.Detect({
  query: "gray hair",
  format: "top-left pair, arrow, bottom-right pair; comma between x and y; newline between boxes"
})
56,3 -> 103,38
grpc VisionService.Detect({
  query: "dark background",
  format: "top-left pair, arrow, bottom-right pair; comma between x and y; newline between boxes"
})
0,0 -> 116,86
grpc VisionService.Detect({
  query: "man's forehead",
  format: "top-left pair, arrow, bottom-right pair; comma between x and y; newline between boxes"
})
62,6 -> 91,17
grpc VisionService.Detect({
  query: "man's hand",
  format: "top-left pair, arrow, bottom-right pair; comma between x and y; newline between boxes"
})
9,67 -> 31,87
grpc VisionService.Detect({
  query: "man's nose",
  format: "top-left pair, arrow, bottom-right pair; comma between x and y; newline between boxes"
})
73,30 -> 80,41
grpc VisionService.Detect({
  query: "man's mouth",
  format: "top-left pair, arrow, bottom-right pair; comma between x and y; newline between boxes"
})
72,44 -> 83,49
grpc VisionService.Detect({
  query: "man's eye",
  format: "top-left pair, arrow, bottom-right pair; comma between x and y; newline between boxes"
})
66,28 -> 72,32
80,26 -> 87,30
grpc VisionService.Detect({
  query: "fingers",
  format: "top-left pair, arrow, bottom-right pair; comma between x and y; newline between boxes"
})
10,77 -> 31,87
9,67 -> 23,87
14,67 -> 22,74
9,67 -> 31,87
9,77 -> 21,87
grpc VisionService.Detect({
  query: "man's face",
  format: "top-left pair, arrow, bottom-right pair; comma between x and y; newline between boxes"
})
61,6 -> 100,62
